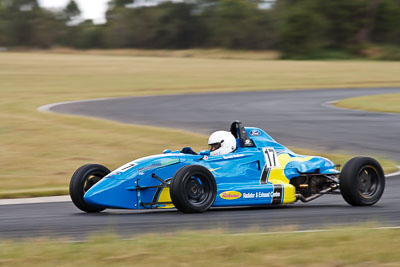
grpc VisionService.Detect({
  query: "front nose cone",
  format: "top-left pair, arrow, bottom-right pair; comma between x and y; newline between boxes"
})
84,178 -> 137,209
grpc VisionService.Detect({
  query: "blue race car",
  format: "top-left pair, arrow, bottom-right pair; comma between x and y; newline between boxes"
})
69,121 -> 385,213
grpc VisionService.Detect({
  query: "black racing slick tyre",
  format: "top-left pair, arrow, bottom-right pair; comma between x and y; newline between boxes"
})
170,165 -> 217,213
69,164 -> 110,213
339,157 -> 385,206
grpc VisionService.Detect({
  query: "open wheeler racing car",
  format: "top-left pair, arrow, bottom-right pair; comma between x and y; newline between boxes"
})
70,121 -> 385,213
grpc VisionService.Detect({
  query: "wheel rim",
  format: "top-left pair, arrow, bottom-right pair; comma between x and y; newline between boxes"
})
357,165 -> 379,198
183,172 -> 212,207
83,173 -> 103,193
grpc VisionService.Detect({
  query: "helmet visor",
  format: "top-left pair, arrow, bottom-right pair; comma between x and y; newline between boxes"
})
209,140 -> 224,152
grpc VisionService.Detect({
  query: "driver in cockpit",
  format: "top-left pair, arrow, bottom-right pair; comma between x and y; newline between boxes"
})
207,131 -> 237,156
181,130 -> 237,156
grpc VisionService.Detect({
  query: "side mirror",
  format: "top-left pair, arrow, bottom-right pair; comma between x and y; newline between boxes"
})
163,149 -> 171,154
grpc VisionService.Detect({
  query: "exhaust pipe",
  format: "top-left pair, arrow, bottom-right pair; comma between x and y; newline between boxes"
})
296,184 -> 338,203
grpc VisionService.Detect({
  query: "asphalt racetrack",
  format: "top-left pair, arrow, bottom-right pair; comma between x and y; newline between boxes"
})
2,87 -> 400,239
50,87 -> 400,160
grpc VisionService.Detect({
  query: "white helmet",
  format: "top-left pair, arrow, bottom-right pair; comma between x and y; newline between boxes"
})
208,131 -> 237,156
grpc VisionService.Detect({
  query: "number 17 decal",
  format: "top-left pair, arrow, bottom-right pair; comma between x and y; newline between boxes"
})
262,147 -> 279,168
260,147 -> 279,184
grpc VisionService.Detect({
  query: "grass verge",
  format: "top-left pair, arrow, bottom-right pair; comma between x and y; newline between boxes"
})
1,226 -> 400,266
335,93 -> 400,113
0,52 -> 399,198
36,47 -> 282,60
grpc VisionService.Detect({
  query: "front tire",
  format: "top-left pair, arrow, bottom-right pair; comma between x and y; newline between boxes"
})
339,157 -> 385,206
170,165 -> 217,213
69,164 -> 110,213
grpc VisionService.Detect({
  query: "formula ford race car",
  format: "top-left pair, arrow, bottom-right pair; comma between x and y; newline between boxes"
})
70,121 -> 385,213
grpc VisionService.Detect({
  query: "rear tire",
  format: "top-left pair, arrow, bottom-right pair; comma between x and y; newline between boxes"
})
339,157 -> 385,206
69,164 -> 110,213
170,165 -> 216,213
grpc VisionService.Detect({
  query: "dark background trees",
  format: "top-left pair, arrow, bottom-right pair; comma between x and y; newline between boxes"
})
1,0 -> 400,58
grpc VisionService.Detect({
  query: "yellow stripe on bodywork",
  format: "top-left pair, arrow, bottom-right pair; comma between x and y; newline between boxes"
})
280,184 -> 297,204
269,153 -> 313,204
157,187 -> 174,208
269,153 -> 313,184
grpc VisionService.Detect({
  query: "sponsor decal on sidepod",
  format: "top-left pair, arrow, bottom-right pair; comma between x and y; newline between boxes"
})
220,191 -> 242,200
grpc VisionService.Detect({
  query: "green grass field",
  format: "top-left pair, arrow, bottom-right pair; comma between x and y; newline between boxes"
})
0,51 -> 399,198
335,93 -> 400,113
1,227 -> 400,266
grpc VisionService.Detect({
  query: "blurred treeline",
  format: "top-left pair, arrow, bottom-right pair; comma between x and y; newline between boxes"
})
1,0 -> 400,58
